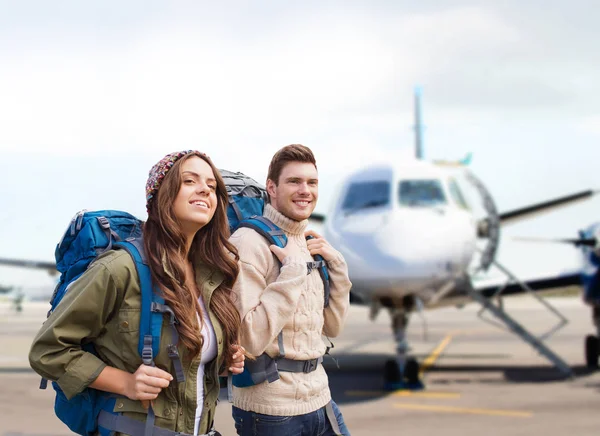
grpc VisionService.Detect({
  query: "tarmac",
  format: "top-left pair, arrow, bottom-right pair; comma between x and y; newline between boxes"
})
1,296 -> 599,435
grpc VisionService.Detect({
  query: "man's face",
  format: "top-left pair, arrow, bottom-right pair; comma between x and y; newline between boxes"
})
267,162 -> 318,221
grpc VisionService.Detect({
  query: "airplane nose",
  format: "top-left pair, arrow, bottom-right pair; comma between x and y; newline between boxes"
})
374,209 -> 475,274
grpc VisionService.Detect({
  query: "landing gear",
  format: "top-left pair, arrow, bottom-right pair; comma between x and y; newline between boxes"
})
383,306 -> 424,391
585,335 -> 599,368
12,290 -> 23,314
404,358 -> 421,385
585,306 -> 600,369
384,357 -> 421,389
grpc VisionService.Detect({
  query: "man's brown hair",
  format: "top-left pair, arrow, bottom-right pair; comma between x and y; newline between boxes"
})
266,144 -> 317,188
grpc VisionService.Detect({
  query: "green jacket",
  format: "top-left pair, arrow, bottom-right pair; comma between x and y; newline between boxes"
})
28,249 -> 226,435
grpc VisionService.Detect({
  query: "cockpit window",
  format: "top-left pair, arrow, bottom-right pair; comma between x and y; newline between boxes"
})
342,181 -> 390,212
448,177 -> 470,210
398,179 -> 446,207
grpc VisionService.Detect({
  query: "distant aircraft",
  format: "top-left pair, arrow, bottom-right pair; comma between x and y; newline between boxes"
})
0,283 -> 25,312
579,224 -> 600,368
0,258 -> 57,303
0,258 -> 56,275
308,86 -> 597,389
0,88 -> 596,390
515,223 -> 600,368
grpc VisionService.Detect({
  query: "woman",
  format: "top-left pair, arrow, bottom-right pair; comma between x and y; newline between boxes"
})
29,150 -> 244,436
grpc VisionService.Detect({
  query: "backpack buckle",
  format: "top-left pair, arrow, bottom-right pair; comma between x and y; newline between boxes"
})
142,335 -> 153,365
141,347 -> 153,365
167,344 -> 180,359
151,302 -> 177,325
306,260 -> 325,275
96,216 -> 110,230
303,359 -> 318,373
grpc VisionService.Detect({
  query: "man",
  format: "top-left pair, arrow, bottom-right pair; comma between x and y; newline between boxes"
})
229,144 -> 352,435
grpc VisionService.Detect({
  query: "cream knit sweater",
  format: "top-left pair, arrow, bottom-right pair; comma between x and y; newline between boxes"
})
229,204 -> 352,416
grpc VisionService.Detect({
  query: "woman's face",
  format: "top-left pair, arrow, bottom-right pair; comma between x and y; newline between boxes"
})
172,156 -> 218,235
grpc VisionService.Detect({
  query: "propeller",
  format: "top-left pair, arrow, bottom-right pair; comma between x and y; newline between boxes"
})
513,236 -> 597,247
463,170 -> 501,272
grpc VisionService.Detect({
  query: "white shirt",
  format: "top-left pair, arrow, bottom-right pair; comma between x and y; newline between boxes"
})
193,296 -> 217,436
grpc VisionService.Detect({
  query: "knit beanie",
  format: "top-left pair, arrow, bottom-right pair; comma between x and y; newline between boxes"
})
145,150 -> 205,212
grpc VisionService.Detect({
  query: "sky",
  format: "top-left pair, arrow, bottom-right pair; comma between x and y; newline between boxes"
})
0,0 -> 599,294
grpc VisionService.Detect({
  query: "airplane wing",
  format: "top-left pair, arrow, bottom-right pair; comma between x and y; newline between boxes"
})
499,190 -> 597,226
0,257 -> 57,274
473,271 -> 582,298
422,270 -> 583,310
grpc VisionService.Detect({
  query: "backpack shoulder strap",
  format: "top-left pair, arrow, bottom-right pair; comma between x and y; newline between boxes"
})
238,216 -> 287,248
239,217 -> 332,307
113,239 -> 164,364
318,261 -> 331,308
306,235 -> 331,308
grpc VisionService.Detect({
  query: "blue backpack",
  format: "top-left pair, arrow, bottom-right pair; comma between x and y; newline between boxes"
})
220,170 -> 331,389
41,210 -> 182,436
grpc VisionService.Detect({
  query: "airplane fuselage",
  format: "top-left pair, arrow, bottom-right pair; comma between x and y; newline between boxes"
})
324,161 -> 477,305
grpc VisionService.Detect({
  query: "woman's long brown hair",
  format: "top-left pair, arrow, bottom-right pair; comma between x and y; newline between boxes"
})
143,152 -> 241,368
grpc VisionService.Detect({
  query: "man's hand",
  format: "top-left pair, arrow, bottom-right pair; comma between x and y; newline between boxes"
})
305,230 -> 338,262
270,240 -> 305,263
125,364 -> 173,408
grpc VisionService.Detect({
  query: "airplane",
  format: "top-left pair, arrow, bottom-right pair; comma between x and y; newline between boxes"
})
0,88 -> 596,390
308,87 -> 597,389
579,224 -> 600,368
514,223 -> 600,368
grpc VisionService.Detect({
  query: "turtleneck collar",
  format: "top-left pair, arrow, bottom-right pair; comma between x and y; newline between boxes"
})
263,203 -> 308,236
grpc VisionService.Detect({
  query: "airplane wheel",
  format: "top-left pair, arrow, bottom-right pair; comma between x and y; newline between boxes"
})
383,359 -> 402,384
383,358 -> 424,391
585,335 -> 599,369
404,358 -> 420,384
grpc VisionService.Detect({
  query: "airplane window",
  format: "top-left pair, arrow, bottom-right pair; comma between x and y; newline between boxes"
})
448,178 -> 470,210
342,181 -> 390,212
398,179 -> 447,207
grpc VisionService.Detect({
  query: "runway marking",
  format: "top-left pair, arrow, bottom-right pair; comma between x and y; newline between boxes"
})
345,390 -> 460,399
393,403 -> 533,418
393,391 -> 459,399
419,334 -> 453,376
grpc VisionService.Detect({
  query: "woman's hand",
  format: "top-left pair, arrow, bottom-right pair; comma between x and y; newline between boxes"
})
89,364 -> 173,410
125,364 -> 173,408
221,344 -> 245,376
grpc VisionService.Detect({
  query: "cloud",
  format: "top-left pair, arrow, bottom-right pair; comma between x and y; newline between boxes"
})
2,3 -> 576,159
577,115 -> 600,135
1,1 -> 599,286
